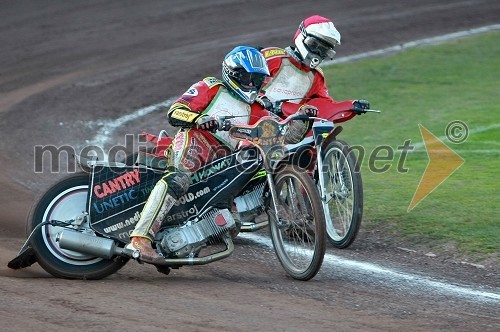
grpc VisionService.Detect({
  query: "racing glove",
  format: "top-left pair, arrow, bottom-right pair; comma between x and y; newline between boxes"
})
196,116 -> 218,132
297,104 -> 319,118
352,100 -> 370,113
256,96 -> 273,110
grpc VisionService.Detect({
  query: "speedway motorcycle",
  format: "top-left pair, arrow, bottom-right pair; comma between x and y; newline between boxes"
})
226,100 -> 380,249
290,101 -> 380,249
8,114 -> 326,281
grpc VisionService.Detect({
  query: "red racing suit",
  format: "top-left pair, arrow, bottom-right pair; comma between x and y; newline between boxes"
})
260,47 -> 356,123
167,77 -> 270,174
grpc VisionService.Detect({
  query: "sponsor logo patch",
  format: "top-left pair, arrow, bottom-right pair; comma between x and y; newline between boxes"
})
190,158 -> 232,184
103,211 -> 141,234
263,48 -> 286,59
93,169 -> 141,199
171,109 -> 199,123
184,86 -> 198,96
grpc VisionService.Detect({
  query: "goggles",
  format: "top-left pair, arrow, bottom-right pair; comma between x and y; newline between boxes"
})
234,70 -> 267,88
304,36 -> 336,59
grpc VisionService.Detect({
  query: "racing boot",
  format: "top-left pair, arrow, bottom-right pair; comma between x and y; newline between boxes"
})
127,237 -> 164,264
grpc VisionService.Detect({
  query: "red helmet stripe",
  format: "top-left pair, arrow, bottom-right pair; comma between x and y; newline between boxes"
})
294,15 -> 333,39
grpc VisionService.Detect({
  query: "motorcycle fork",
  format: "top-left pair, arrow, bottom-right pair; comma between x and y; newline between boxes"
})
266,172 -> 285,228
266,169 -> 309,229
315,125 -> 344,203
317,141 -> 348,203
316,143 -> 329,203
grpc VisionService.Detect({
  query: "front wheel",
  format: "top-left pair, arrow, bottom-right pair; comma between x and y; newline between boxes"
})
30,173 -> 128,279
319,140 -> 363,248
268,165 -> 326,281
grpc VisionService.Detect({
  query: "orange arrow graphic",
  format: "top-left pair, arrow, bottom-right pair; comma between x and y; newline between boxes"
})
408,124 -> 465,211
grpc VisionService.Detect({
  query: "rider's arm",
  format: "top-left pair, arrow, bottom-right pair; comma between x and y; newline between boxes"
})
260,50 -> 361,123
280,70 -> 358,123
167,78 -> 222,128
168,102 -> 203,128
310,70 -> 373,123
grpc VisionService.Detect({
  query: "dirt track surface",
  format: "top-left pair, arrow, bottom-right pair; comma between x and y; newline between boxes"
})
1,1 -> 499,331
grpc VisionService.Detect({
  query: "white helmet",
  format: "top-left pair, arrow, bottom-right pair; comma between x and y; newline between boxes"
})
294,15 -> 341,69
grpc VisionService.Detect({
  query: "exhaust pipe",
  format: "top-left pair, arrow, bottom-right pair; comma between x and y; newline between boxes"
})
56,230 -> 134,259
56,230 -> 234,266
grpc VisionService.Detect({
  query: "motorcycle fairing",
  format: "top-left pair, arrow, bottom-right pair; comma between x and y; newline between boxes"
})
87,150 -> 261,241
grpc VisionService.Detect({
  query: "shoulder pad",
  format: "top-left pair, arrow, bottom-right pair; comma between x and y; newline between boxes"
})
261,47 -> 287,60
202,77 -> 223,88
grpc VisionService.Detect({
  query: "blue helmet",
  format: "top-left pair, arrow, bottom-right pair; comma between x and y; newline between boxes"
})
222,46 -> 270,104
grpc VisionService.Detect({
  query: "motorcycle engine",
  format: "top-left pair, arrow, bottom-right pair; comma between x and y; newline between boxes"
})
158,208 -> 235,257
233,182 -> 265,220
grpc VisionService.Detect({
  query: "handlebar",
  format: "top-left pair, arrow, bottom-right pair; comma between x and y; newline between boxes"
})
217,113 -> 312,132
215,107 -> 380,132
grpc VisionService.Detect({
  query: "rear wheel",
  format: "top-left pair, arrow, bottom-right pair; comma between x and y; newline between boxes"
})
319,140 -> 363,248
30,173 -> 128,279
268,165 -> 326,281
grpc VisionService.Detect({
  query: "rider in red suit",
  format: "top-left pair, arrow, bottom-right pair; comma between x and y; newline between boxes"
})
126,46 -> 317,264
126,46 -> 271,263
166,77 -> 270,173
257,15 -> 370,123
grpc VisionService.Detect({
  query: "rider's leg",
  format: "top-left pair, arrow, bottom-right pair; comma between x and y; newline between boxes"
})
128,128 -> 231,263
127,169 -> 189,263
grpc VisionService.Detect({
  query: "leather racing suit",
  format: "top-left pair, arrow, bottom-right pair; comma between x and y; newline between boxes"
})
260,46 -> 356,123
129,77 -> 270,244
167,77 -> 271,172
